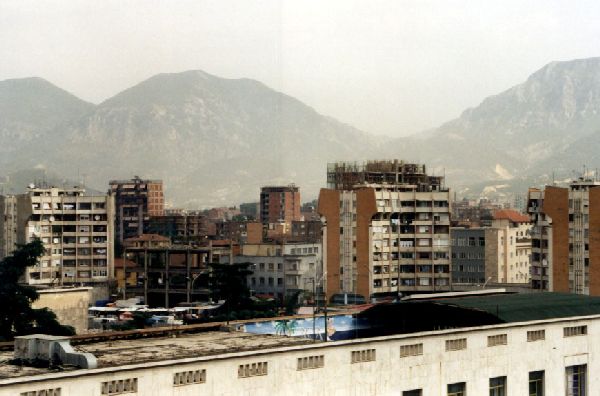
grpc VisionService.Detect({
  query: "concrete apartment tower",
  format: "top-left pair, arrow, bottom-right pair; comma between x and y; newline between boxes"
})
109,177 -> 164,243
9,186 -> 115,286
259,185 -> 301,225
528,178 -> 600,295
485,210 -> 532,284
318,160 -> 451,301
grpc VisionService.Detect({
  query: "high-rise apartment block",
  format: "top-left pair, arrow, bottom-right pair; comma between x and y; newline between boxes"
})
485,210 -> 532,284
109,177 -> 164,243
319,160 -> 451,301
259,185 -> 301,225
528,179 -> 600,295
11,186 -> 115,286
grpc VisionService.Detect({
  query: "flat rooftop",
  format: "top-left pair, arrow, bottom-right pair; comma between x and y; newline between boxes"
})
0,331 -> 314,380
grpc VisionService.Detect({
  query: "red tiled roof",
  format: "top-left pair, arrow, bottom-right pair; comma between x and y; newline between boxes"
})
114,258 -> 136,268
493,209 -> 530,223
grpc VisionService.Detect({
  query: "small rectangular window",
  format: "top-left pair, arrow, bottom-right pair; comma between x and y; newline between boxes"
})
487,334 -> 507,347
529,370 -> 544,396
400,343 -> 423,357
445,338 -> 467,351
238,362 -> 268,378
564,325 -> 587,337
527,330 -> 545,342
297,355 -> 324,370
20,389 -> 61,396
566,364 -> 586,396
447,382 -> 466,396
489,376 -> 506,396
351,348 -> 376,363
101,378 -> 138,395
173,369 -> 206,386
402,390 -> 422,396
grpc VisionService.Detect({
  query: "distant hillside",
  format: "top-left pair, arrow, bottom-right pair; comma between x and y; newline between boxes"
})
1,71 -> 382,206
5,58 -> 600,206
392,57 -> 600,197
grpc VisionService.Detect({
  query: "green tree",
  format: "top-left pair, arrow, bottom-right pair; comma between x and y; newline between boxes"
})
208,262 -> 253,311
0,240 -> 75,341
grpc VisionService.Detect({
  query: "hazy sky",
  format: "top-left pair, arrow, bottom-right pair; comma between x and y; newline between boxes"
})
2,0 -> 600,137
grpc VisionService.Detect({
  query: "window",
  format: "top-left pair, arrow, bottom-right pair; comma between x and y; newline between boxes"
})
529,370 -> 544,396
400,343 -> 423,357
489,376 -> 506,396
445,338 -> 467,351
403,390 -> 422,396
297,355 -> 324,370
173,369 -> 206,386
527,330 -> 545,342
487,334 -> 507,347
564,325 -> 587,337
351,348 -> 376,363
101,378 -> 137,395
238,362 -> 268,378
21,389 -> 61,396
447,382 -> 466,396
566,364 -> 586,396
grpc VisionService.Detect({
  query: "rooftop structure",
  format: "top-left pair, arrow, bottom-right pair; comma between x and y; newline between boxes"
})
3,292 -> 600,395
327,160 -> 446,192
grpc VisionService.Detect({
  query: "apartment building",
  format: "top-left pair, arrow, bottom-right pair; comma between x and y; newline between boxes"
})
450,227 -> 486,284
109,177 -> 164,243
485,210 -> 532,284
318,160 -> 451,301
13,186 -> 115,286
0,195 -> 17,258
528,179 -> 600,295
221,242 -> 322,302
259,185 -> 301,225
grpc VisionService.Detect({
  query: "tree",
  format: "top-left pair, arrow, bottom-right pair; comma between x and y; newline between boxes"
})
208,262 -> 253,311
0,239 -> 75,341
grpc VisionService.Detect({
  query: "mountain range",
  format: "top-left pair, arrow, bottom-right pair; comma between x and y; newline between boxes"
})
2,57 -> 600,207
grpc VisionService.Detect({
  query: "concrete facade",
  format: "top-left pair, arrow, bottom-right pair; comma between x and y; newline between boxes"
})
450,228 -> 486,284
528,180 -> 600,295
14,186 -> 115,286
31,287 -> 91,334
319,160 -> 451,300
2,315 -> 600,395
222,242 -> 322,301
109,177 -> 165,244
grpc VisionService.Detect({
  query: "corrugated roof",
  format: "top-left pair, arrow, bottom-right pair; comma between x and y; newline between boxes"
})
433,292 -> 600,323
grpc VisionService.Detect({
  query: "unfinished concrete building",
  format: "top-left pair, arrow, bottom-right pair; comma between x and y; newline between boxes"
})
109,177 -> 164,244
319,160 -> 451,301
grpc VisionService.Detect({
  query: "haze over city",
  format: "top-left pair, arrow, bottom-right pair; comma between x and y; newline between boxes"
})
2,0 -> 600,137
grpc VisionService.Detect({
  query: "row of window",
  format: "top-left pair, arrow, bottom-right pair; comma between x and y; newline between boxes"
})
32,202 -> 105,210
401,365 -> 586,396
20,359 -> 589,395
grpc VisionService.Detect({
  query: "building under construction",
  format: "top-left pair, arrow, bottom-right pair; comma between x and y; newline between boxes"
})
327,160 -> 445,192
319,160 -> 451,301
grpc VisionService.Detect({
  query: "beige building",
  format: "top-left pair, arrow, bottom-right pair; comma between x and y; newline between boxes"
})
319,160 -> 451,300
14,186 -> 115,286
485,210 -> 532,284
31,287 -> 92,334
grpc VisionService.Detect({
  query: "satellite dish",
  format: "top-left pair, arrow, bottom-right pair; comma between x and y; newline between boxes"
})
28,183 -> 35,189
49,216 -> 55,222
94,215 -> 100,221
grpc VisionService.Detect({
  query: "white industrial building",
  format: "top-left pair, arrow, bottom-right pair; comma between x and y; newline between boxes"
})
1,291 -> 598,395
